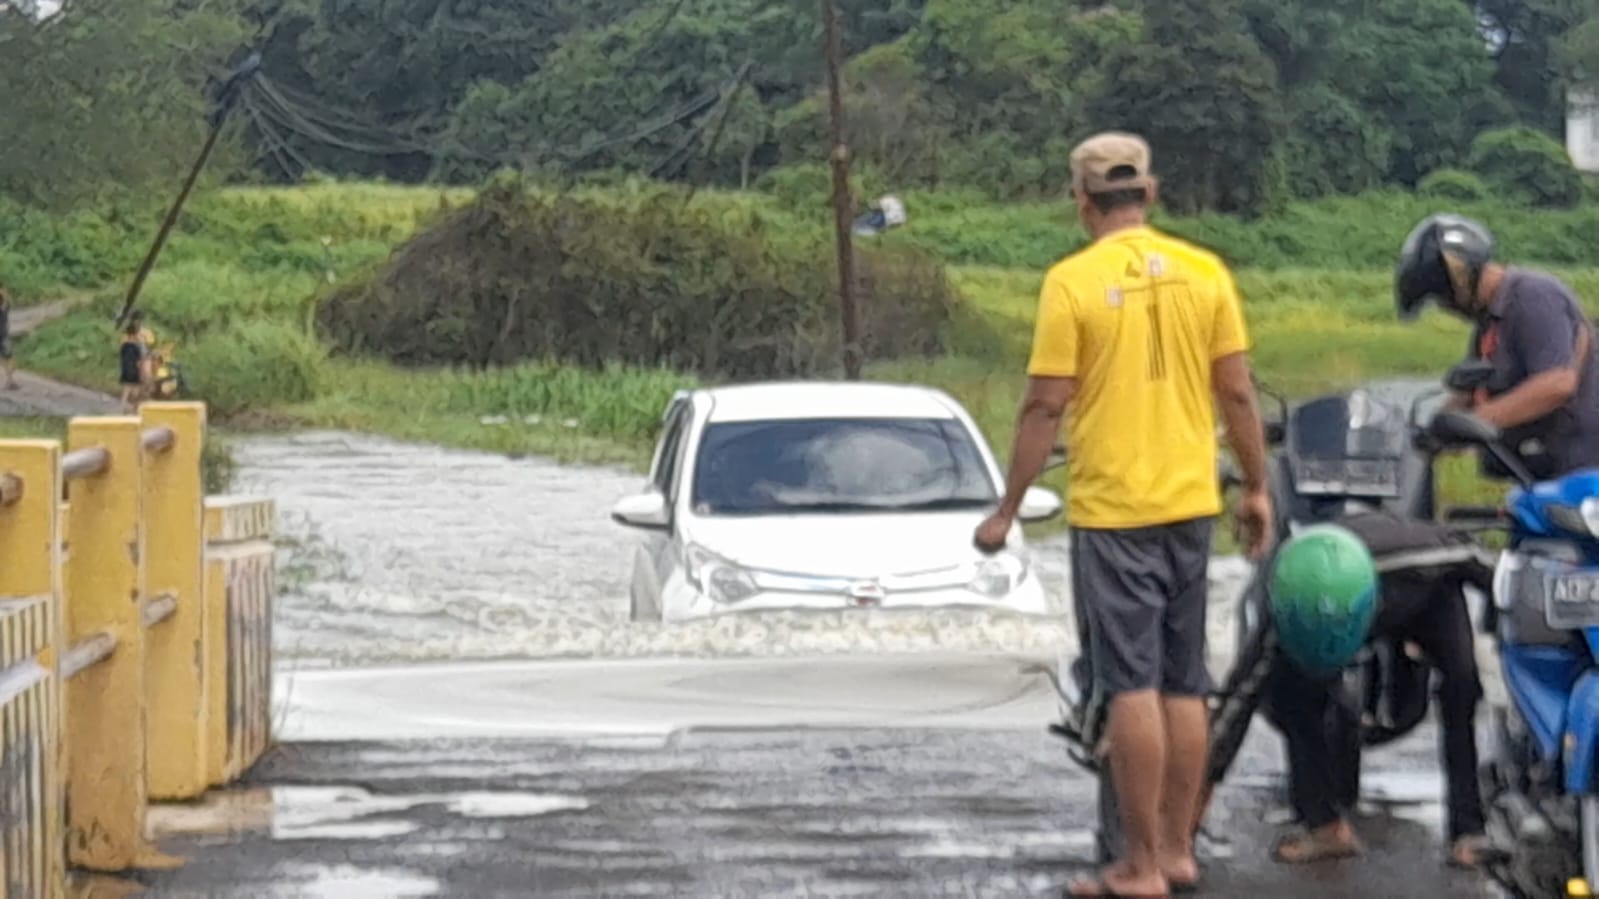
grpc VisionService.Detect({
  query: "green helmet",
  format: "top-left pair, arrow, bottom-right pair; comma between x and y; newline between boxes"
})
1270,524 -> 1379,675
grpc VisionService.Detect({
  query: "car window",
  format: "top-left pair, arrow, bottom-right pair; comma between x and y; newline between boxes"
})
652,405 -> 689,497
690,417 -> 996,516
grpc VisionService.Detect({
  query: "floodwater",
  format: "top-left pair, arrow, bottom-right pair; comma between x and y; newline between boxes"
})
233,431 -> 1256,670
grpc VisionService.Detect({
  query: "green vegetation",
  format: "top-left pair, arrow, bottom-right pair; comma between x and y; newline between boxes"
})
7,0 -> 1598,537
10,181 -> 1592,537
316,179 -> 959,377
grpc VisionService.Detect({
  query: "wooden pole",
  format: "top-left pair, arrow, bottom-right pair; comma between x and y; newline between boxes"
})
820,0 -> 862,380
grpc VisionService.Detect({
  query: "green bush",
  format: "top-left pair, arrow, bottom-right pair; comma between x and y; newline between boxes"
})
183,321 -> 325,418
316,182 -> 965,378
752,162 -> 876,216
1418,168 -> 1490,202
1466,127 -> 1583,209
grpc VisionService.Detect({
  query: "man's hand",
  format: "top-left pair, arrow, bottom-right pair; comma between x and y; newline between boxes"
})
974,512 -> 1013,556
1234,487 -> 1273,561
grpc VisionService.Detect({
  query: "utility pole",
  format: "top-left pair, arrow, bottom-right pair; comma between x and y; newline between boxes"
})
820,0 -> 862,381
116,53 -> 263,329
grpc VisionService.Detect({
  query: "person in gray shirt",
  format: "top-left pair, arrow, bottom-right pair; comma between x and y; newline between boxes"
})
1397,213 -> 1599,480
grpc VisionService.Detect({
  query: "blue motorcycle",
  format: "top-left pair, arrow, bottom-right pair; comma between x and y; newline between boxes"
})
1430,395 -> 1599,898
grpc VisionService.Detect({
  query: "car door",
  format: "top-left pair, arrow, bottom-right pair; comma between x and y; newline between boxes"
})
637,399 -> 691,607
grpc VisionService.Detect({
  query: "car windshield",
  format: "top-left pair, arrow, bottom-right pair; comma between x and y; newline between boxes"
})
690,417 -> 997,516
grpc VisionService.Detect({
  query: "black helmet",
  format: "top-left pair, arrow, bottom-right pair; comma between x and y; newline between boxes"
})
1395,214 -> 1495,321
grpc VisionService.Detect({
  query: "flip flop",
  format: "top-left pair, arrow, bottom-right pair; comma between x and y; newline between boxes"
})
1064,874 -> 1171,898
1270,830 -> 1363,865
1446,834 -> 1493,869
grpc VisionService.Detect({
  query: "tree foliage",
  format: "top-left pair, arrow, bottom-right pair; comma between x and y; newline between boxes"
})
4,0 -> 1595,217
0,0 -> 246,208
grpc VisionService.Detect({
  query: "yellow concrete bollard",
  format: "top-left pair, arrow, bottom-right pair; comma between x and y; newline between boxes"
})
62,418 -> 155,871
0,440 -> 65,899
140,403 -> 209,801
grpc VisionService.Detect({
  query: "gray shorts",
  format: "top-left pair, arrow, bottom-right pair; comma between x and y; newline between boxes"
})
1072,517 -> 1214,699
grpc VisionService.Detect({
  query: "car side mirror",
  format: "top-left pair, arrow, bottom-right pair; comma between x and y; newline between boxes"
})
1430,410 -> 1500,446
611,491 -> 671,531
1445,359 -> 1495,394
1018,486 -> 1064,524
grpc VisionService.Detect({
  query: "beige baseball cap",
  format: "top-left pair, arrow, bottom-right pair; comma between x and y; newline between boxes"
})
1070,132 -> 1155,195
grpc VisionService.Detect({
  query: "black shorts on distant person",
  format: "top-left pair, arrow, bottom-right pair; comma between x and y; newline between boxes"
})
119,344 -> 144,386
1072,517 -> 1215,700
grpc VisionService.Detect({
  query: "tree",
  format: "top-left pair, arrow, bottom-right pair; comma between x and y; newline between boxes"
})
1475,0 -> 1592,130
1087,0 -> 1286,215
1246,0 -> 1501,190
0,0 -> 247,208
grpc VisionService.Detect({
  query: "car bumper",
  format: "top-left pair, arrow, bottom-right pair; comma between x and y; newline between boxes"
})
659,576 -> 1054,623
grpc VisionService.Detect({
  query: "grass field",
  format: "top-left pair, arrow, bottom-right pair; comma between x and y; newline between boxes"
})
7,180 -> 1590,537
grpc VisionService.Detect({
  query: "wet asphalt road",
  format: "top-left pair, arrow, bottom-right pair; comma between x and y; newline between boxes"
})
121,432 -> 1505,897
136,653 -> 1501,898
142,720 -> 1496,898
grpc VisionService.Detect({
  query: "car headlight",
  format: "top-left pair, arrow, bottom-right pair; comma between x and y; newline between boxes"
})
684,544 -> 760,605
969,552 -> 1029,598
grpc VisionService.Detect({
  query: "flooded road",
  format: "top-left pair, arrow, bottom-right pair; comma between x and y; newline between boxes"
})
234,431 -> 1251,670
200,431 -> 1503,898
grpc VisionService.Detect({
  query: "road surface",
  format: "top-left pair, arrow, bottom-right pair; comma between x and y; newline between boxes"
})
0,297 -> 121,416
128,654 -> 1500,898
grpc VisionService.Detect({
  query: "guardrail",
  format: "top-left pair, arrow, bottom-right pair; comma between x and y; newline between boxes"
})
0,402 -> 276,897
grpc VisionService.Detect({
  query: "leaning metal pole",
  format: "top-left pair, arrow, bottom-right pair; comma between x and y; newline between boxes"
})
820,0 -> 862,381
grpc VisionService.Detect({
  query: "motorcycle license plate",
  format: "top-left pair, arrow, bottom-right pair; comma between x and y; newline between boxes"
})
1543,570 -> 1599,629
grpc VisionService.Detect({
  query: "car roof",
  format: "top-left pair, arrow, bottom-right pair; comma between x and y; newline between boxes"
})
696,381 -> 963,424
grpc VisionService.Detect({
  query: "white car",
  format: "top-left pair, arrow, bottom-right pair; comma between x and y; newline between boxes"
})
610,381 -> 1064,623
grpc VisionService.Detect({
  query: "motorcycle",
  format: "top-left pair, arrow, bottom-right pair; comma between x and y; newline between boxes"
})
1051,374 -> 1490,864
149,342 -> 189,400
1428,371 -> 1599,898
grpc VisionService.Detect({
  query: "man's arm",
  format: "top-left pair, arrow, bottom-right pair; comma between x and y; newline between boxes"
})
995,376 -> 1077,518
1212,353 -> 1268,492
1475,297 -> 1589,430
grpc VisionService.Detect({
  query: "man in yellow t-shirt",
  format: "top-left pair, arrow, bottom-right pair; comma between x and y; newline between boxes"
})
974,132 -> 1272,898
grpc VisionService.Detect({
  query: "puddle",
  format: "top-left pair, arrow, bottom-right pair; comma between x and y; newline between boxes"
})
151,783 -> 594,846
446,792 -> 590,819
235,431 -> 1257,668
261,863 -> 440,897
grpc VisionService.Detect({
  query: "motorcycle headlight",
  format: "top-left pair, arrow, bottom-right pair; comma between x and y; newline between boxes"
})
684,545 -> 760,605
969,553 -> 1029,598
1581,499 -> 1599,537
1545,500 -> 1599,538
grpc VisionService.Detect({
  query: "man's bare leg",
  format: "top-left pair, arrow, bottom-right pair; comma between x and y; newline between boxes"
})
1158,695 -> 1208,885
1073,689 -> 1169,896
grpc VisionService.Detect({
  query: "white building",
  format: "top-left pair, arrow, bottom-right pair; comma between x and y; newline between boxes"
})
1572,91 -> 1599,174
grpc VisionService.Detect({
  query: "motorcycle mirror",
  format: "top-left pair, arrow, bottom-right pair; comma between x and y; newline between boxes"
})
1444,359 -> 1495,394
1263,421 -> 1286,445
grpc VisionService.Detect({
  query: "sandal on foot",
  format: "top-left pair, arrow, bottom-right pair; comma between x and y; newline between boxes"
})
1270,830 -> 1362,865
1447,834 -> 1492,869
1065,875 -> 1170,898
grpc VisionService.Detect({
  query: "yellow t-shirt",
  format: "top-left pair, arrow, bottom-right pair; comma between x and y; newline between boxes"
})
1028,225 -> 1250,529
